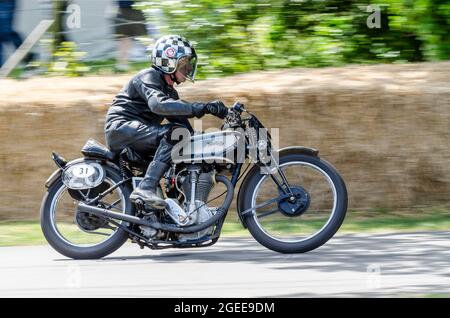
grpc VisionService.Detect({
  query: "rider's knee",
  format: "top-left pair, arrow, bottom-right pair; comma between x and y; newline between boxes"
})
159,122 -> 190,146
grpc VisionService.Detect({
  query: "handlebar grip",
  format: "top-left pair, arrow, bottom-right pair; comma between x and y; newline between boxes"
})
231,102 -> 245,114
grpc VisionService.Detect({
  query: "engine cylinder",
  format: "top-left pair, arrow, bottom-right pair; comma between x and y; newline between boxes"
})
181,171 -> 215,203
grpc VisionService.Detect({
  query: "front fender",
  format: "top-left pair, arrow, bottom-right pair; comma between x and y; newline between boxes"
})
276,146 -> 319,158
236,146 -> 319,228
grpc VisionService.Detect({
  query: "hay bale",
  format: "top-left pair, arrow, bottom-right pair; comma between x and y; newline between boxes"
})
0,62 -> 449,219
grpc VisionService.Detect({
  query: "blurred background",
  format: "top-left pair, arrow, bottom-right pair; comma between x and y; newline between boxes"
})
0,0 -> 449,243
1,0 -> 449,76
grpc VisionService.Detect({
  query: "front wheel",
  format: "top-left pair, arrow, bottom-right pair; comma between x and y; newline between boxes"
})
242,153 -> 348,253
40,165 -> 133,259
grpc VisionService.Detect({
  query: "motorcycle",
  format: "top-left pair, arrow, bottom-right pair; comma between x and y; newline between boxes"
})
40,102 -> 348,259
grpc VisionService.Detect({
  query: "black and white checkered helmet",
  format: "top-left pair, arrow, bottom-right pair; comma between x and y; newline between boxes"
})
151,35 -> 198,81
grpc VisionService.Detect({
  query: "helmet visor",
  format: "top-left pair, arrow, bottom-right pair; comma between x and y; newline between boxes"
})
177,54 -> 197,82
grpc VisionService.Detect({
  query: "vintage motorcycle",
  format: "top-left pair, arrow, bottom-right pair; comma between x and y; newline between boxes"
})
40,102 -> 348,259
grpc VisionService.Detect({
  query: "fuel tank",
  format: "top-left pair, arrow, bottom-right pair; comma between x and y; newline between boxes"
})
172,130 -> 245,165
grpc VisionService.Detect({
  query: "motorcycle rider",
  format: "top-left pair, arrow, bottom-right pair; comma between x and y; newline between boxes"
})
104,35 -> 228,210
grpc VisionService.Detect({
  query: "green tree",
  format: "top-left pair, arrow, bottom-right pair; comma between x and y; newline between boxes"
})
141,0 -> 449,78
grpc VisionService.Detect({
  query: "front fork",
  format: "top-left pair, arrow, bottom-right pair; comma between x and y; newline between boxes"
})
263,151 -> 296,202
236,148 -> 297,221
238,156 -> 296,219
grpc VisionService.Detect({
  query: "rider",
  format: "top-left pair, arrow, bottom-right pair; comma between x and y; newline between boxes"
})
104,35 -> 228,209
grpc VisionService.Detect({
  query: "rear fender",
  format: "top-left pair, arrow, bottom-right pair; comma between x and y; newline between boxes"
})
44,169 -> 62,188
44,157 -> 121,189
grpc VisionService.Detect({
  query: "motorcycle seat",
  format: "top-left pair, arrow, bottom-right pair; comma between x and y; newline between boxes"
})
81,138 -> 116,161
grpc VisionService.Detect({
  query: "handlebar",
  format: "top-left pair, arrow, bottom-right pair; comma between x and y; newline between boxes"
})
223,102 -> 246,129
230,102 -> 246,114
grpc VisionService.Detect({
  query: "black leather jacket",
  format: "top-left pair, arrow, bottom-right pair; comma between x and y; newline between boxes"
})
105,67 -> 205,130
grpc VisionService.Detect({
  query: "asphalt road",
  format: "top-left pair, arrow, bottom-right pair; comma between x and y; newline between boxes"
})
1,231 -> 450,297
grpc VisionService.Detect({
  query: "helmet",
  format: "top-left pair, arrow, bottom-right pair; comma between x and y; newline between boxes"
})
151,35 -> 198,82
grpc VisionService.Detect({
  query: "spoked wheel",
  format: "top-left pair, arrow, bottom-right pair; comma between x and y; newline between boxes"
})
242,153 -> 347,253
41,166 -> 133,259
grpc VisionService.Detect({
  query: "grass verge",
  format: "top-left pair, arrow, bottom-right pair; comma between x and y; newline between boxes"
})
1,207 -> 449,247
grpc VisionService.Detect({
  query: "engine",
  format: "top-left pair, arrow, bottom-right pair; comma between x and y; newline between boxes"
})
139,168 -> 218,241
178,170 -> 217,241
181,170 -> 216,203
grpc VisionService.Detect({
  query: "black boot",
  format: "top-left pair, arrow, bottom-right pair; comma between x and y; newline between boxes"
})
130,161 -> 170,210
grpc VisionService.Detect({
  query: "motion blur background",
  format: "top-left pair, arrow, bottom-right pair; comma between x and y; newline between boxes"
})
0,1 -> 449,228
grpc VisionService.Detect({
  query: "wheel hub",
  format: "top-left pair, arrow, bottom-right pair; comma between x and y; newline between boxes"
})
75,209 -> 107,231
278,186 -> 310,217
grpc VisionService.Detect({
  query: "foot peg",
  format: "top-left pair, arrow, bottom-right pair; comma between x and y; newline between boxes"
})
130,188 -> 167,211
134,199 -> 146,213
134,198 -> 165,214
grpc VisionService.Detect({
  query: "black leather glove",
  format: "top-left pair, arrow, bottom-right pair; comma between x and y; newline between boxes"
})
205,100 -> 228,119
192,102 -> 208,118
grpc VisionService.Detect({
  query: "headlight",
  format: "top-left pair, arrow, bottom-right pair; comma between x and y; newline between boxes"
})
62,162 -> 105,190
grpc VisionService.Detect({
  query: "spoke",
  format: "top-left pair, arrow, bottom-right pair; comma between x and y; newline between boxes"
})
241,194 -> 289,216
88,231 -> 112,237
308,177 -> 331,209
78,188 -> 91,201
256,207 -> 280,218
51,177 -> 128,248
297,172 -> 305,188
250,161 -> 339,242
308,178 -> 318,194
85,178 -> 130,205
101,224 -> 117,231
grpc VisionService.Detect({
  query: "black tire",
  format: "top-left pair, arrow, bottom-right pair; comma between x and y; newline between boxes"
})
40,164 -> 133,259
242,154 -> 348,253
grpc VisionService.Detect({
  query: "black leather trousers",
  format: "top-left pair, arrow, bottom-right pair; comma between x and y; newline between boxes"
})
105,119 -> 189,164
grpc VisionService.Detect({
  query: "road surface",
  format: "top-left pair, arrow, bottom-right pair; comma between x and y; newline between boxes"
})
1,231 -> 449,297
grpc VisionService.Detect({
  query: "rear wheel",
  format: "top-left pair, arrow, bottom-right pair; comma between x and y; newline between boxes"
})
242,154 -> 347,253
40,165 -> 133,259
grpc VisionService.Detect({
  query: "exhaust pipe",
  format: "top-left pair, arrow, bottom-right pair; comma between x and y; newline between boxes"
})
76,175 -> 234,234
77,203 -> 151,227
